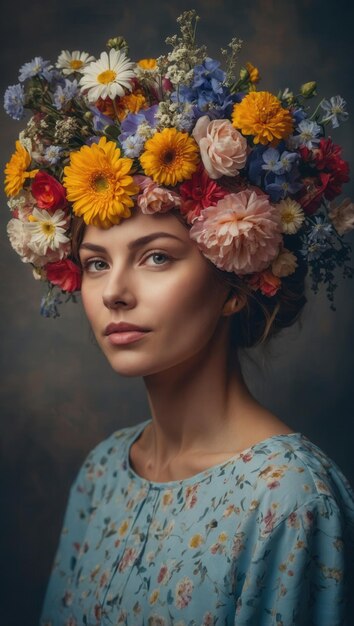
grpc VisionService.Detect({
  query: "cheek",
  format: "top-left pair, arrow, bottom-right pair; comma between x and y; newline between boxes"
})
147,265 -> 227,347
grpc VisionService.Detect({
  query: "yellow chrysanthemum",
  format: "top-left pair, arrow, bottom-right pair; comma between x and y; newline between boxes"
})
63,136 -> 138,228
140,128 -> 200,186
245,62 -> 260,84
4,141 -> 38,197
232,91 -> 294,146
138,58 -> 157,70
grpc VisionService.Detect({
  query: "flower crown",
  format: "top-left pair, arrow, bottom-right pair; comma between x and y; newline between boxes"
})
4,10 -> 353,317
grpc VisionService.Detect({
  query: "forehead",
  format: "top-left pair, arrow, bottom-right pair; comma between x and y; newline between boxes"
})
81,209 -> 190,247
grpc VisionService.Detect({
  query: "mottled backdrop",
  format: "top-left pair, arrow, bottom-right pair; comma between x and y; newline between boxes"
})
1,1 -> 353,624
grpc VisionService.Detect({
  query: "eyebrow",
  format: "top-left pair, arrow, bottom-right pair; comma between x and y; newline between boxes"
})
79,232 -> 185,253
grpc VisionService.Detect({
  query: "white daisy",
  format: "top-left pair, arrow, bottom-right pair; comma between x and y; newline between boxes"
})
79,49 -> 136,102
27,208 -> 70,255
56,50 -> 95,75
278,198 -> 305,235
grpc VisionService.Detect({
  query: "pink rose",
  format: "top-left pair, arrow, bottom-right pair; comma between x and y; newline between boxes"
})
137,182 -> 181,214
45,259 -> 82,292
192,116 -> 248,179
190,189 -> 282,274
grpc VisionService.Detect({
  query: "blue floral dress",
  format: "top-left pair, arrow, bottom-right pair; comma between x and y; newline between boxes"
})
41,419 -> 354,626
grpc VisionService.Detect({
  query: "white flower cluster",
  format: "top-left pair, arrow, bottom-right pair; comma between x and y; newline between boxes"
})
155,101 -> 194,132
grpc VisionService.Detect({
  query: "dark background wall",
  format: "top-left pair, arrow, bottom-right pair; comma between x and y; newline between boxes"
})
1,1 -> 353,624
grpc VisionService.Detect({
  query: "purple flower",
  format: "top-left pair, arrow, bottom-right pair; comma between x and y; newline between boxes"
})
4,83 -> 25,120
119,105 -> 158,143
53,79 -> 78,110
18,56 -> 52,82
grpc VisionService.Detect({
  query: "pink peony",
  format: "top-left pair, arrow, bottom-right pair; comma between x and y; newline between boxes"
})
190,189 -> 282,274
137,182 -> 181,214
192,116 -> 248,179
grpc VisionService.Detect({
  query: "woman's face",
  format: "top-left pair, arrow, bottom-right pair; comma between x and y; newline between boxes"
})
79,209 -> 231,377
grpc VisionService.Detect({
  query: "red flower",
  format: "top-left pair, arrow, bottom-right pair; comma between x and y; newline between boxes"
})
31,171 -> 67,211
246,270 -> 281,297
297,175 -> 330,214
179,165 -> 228,224
45,259 -> 82,292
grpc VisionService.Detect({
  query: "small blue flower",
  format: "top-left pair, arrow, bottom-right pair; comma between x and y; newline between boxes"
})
308,216 -> 333,244
18,56 -> 52,82
4,83 -> 25,120
119,105 -> 158,144
320,95 -> 348,129
53,79 -> 78,111
294,120 -> 322,149
121,133 -> 145,158
299,240 -> 329,261
90,107 -> 114,132
266,172 -> 303,201
261,148 -> 282,174
40,291 -> 62,318
43,145 -> 62,165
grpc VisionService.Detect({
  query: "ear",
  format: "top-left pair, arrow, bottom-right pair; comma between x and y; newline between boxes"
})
222,292 -> 247,316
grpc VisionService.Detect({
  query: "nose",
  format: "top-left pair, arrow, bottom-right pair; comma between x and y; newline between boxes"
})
102,265 -> 137,311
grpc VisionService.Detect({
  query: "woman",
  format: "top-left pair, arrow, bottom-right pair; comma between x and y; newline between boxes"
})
3,10 -> 354,625
38,206 -> 353,625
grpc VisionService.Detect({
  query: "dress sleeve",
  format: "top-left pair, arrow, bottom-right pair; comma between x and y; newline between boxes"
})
40,453 -> 96,625
234,494 -> 352,626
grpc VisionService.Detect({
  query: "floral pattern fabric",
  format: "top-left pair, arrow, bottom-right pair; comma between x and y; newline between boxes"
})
41,420 -> 354,625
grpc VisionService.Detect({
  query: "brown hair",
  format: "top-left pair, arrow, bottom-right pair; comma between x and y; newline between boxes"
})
70,214 -> 308,349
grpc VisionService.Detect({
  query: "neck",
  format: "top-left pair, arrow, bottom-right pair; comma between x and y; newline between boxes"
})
142,319 -> 262,471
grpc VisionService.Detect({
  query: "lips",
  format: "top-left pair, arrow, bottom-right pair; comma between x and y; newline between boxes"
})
103,322 -> 151,346
104,322 -> 150,335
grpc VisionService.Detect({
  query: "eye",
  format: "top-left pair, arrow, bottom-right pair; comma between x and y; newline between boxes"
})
145,252 -> 170,266
82,258 -> 109,273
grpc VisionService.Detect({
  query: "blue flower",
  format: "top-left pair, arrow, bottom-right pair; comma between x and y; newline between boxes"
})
18,56 -> 52,82
40,291 -> 62,318
171,58 -> 236,117
53,79 -> 78,111
121,134 -> 145,158
193,58 -> 226,94
43,145 -> 62,165
299,240 -> 329,261
293,120 -> 322,149
261,148 -> 282,174
265,172 -> 303,201
4,83 -> 25,120
89,107 -> 114,132
308,216 -> 334,244
246,146 -> 267,186
320,95 -> 348,129
119,105 -> 158,143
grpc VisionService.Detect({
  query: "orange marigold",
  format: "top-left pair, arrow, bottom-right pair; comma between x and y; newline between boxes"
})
96,90 -> 147,122
232,91 -> 293,146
